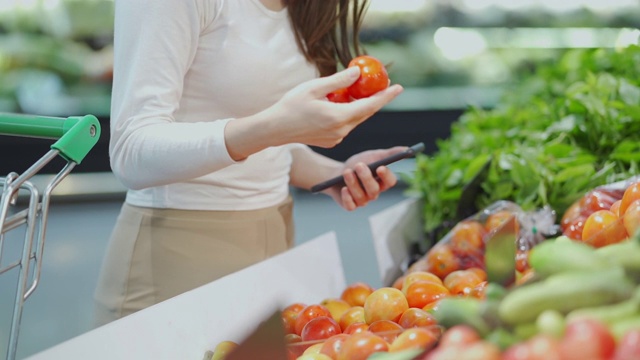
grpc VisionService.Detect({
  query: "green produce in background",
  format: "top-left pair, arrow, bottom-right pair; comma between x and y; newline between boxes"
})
407,45 -> 640,236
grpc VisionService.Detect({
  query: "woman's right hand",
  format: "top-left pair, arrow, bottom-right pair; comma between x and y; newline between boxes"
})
268,66 -> 404,148
224,67 -> 403,161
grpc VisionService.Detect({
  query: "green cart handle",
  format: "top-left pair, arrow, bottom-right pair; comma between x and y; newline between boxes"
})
0,113 -> 101,164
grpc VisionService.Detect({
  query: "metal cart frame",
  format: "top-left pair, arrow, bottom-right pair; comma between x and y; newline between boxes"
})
0,113 -> 101,360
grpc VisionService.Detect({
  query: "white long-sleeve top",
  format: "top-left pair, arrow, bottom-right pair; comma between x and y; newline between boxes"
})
110,0 -> 318,210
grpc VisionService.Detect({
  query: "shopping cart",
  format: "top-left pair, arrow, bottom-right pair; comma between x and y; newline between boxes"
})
0,113 -> 101,360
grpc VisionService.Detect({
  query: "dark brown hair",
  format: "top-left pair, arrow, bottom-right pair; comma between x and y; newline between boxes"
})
285,0 -> 369,77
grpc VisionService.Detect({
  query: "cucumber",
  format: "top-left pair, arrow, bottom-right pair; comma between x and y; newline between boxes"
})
499,268 -> 634,325
596,240 -> 640,282
566,287 -> 640,325
529,238 -> 611,278
431,297 -> 490,336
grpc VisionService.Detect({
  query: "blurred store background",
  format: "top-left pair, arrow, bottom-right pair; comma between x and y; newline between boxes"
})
0,0 -> 639,358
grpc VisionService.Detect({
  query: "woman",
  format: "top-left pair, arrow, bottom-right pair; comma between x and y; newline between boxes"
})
93,0 -> 404,326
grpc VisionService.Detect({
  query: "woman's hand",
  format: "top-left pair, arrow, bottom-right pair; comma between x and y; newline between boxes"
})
224,67 -> 403,161
325,147 -> 406,211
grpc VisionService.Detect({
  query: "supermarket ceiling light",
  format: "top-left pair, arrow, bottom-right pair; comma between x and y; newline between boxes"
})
367,0 -> 428,13
434,27 -> 487,61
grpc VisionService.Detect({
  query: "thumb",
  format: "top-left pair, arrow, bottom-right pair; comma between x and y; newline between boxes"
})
309,67 -> 360,97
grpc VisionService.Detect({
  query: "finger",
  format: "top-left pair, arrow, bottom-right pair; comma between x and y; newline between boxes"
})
340,187 -> 357,211
308,67 -> 360,97
344,84 -> 404,124
355,163 -> 381,200
343,168 -> 368,207
376,166 -> 398,191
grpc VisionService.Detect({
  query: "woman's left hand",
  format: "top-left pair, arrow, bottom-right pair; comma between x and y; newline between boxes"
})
326,146 -> 406,210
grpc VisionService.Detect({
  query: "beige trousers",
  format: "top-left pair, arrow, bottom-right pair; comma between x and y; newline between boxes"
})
92,196 -> 294,327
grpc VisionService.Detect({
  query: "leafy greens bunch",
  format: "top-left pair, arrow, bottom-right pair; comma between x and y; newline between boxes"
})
408,45 -> 640,235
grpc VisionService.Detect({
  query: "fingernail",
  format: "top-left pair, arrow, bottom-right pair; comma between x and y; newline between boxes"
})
346,66 -> 360,78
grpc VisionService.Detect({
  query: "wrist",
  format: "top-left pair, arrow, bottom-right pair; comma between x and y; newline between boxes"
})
224,108 -> 284,160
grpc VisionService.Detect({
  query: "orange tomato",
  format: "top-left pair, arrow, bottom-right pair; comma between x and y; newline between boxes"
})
582,210 -> 628,248
468,281 -> 489,299
485,210 -> 515,233
392,276 -> 405,291
404,280 -> 450,308
363,287 -> 409,324
443,270 -> 483,296
341,282 -> 375,307
398,308 -> 438,329
426,245 -> 460,280
389,327 -> 439,353
336,332 -> 389,360
582,189 -> 622,215
610,200 -> 622,217
319,334 -> 350,359
620,182 -> 640,216
450,220 -> 487,257
422,299 -> 444,314
339,306 -> 365,331
623,200 -> 640,238
466,267 -> 487,282
320,298 -> 351,323
368,320 -> 403,343
401,271 -> 443,295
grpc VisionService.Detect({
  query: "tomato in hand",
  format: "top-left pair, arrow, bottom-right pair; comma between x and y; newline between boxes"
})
347,55 -> 389,99
327,87 -> 353,103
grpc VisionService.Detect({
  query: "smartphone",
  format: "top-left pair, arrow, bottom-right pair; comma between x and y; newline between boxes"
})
310,142 -> 425,193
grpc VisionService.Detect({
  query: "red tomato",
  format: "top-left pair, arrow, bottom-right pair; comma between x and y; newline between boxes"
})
582,189 -> 622,216
620,182 -> 640,215
582,210 -> 628,248
320,334 -> 350,359
347,55 -> 389,99
336,332 -> 389,360
450,220 -> 487,257
561,199 -> 584,232
623,199 -> 640,238
515,250 -> 530,273
295,304 -> 332,335
563,216 -> 587,240
559,319 -> 616,360
327,87 -> 353,103
364,287 -> 409,324
341,282 -> 375,307
614,330 -> 640,360
389,327 -> 439,353
301,316 -> 342,342
398,308 -> 437,329
281,303 -> 306,334
343,322 -> 369,335
457,341 -> 502,360
438,325 -> 481,348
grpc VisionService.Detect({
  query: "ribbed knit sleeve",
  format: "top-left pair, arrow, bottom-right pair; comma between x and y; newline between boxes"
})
109,0 -> 237,191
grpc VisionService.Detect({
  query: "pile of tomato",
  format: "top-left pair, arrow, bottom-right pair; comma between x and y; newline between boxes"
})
561,180 -> 640,247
